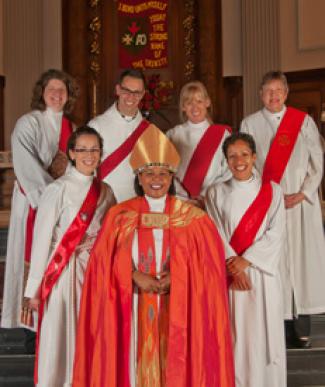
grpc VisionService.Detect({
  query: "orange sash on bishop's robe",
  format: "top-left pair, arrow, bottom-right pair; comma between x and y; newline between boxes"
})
262,107 -> 306,184
137,197 -> 170,387
72,196 -> 235,387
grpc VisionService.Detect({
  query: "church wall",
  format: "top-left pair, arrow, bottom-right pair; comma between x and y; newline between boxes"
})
222,0 -> 325,76
221,0 -> 242,77
280,0 -> 325,72
3,0 -> 62,150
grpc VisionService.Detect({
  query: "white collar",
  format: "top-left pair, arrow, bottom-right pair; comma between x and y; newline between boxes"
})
144,194 -> 167,212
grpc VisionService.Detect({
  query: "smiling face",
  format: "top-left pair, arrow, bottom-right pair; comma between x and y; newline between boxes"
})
115,75 -> 145,116
138,166 -> 173,199
226,140 -> 256,181
182,91 -> 211,124
69,134 -> 101,176
260,79 -> 288,113
43,79 -> 68,113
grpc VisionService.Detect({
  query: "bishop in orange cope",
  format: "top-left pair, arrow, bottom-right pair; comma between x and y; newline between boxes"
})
72,124 -> 235,387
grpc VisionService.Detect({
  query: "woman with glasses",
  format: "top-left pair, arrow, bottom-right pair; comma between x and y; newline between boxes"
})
23,126 -> 116,387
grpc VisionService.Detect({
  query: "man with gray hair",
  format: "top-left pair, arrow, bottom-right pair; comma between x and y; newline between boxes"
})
241,70 -> 325,348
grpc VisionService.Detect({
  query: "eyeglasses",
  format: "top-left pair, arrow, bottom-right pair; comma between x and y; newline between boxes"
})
73,148 -> 101,153
119,85 -> 144,98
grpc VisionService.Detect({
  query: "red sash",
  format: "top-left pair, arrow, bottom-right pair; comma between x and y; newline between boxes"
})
182,124 -> 230,197
59,116 -> 73,152
230,182 -> 273,256
262,107 -> 306,184
34,178 -> 101,383
19,117 -> 73,263
98,119 -> 149,180
137,197 -> 170,386
18,184 -> 37,264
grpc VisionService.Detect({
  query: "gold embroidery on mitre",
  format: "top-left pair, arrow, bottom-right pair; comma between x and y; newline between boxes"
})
278,134 -> 290,146
141,213 -> 169,228
129,124 -> 180,172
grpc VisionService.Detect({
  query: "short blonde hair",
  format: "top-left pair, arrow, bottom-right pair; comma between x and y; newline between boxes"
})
179,81 -> 212,123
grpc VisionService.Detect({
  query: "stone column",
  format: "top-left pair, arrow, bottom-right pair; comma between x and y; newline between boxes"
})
241,0 -> 280,115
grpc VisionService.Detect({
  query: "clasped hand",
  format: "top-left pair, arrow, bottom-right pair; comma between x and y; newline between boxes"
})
132,270 -> 170,294
284,192 -> 305,209
227,256 -> 252,291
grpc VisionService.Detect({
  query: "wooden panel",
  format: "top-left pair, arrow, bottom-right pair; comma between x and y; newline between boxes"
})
62,0 -> 237,130
0,76 -> 4,150
0,151 -> 14,226
99,0 -> 198,131
223,76 -> 243,130
62,0 -> 92,125
286,69 -> 325,207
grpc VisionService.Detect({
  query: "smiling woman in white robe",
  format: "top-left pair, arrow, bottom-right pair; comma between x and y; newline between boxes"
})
206,132 -> 287,387
1,69 -> 78,331
167,81 -> 231,206
24,127 -> 116,387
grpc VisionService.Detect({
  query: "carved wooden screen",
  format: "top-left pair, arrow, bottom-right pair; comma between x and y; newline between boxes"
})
62,0 -> 228,130
95,0 -> 197,130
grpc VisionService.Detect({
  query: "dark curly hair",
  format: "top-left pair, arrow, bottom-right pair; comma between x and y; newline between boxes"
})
222,132 -> 256,159
31,69 -> 79,114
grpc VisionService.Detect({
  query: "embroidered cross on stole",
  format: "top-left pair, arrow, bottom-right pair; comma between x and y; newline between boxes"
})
136,197 -> 170,387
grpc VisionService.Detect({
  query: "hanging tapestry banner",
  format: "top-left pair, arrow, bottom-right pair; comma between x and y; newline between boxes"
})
118,0 -> 168,69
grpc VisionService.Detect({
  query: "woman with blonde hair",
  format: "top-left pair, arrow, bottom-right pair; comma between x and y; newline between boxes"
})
167,81 -> 231,208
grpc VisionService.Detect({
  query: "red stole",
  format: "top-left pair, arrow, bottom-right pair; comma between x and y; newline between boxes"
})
59,116 -> 73,152
137,197 -> 170,387
229,182 -> 273,256
182,124 -> 230,197
262,107 -> 306,184
19,116 -> 73,263
18,184 -> 37,264
98,119 -> 149,180
34,178 -> 101,383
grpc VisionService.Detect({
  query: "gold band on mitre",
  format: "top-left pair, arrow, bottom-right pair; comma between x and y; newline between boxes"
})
129,124 -> 180,173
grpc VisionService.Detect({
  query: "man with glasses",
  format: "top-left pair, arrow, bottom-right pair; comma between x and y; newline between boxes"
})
88,68 -> 148,202
241,70 -> 325,349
